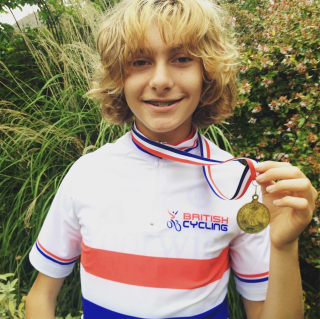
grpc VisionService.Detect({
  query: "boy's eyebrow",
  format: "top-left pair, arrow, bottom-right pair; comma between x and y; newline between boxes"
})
138,44 -> 185,54
170,44 -> 184,52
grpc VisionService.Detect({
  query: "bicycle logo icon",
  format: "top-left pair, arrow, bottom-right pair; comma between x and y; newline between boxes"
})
167,210 -> 181,232
167,219 -> 182,232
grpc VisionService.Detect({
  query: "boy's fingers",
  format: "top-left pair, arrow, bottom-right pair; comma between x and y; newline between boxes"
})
265,179 -> 311,194
254,161 -> 292,172
255,167 -> 305,183
273,196 -> 311,215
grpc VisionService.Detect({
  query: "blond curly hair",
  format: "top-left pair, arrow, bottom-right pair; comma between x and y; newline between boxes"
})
86,0 -> 239,127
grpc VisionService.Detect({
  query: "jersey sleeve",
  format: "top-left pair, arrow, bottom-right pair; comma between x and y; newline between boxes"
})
29,164 -> 82,278
229,226 -> 270,301
229,187 -> 270,301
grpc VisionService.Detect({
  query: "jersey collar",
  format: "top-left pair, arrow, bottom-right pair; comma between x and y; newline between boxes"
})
131,122 -> 199,154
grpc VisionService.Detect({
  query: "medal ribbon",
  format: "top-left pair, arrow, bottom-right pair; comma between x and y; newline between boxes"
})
131,125 -> 257,200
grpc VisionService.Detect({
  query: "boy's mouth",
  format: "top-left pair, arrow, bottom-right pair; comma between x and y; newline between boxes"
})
145,99 -> 182,106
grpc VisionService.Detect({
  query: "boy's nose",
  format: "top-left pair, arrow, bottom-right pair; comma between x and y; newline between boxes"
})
149,64 -> 174,92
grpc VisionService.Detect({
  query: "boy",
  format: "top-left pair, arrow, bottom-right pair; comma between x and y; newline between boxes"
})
26,0 -> 317,318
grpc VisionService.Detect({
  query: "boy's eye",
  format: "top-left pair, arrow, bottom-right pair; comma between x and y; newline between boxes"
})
133,60 -> 148,67
177,57 -> 191,63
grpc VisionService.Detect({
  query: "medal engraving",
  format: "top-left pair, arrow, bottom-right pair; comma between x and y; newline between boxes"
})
237,193 -> 270,234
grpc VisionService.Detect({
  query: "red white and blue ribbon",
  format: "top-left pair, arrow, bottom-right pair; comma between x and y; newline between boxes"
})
131,124 -> 258,200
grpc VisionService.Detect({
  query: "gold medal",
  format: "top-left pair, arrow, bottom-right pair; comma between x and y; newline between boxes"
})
237,184 -> 270,234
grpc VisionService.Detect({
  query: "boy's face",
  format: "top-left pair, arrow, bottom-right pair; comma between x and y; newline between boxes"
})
124,25 -> 203,144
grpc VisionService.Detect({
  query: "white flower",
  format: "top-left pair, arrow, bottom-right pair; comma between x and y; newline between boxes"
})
277,131 -> 282,134
283,57 -> 291,66
287,127 -> 291,131
248,118 -> 257,124
314,216 -> 320,224
273,153 -> 285,160
237,135 -> 243,139
263,131 -> 271,135
261,79 -> 273,87
252,108 -> 260,113
280,47 -> 292,54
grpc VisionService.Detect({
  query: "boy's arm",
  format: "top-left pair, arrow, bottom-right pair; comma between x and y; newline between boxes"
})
26,272 -> 65,319
243,241 -> 302,319
242,161 -> 317,319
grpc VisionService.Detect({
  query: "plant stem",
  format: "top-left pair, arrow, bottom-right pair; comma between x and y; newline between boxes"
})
38,0 -> 62,45
8,7 -> 22,32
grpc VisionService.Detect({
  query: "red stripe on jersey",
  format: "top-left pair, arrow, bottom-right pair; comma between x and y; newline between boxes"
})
81,242 -> 230,290
233,270 -> 269,278
37,239 -> 79,262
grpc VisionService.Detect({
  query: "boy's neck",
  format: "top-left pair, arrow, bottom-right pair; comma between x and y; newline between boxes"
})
134,120 -> 194,146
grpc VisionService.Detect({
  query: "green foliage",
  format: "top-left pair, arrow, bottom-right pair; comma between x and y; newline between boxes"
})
0,272 -> 81,318
0,0 -> 38,13
0,273 -> 25,319
227,272 -> 246,319
224,0 -> 320,263
0,1 -> 112,317
55,316 -> 81,319
223,1 -> 320,315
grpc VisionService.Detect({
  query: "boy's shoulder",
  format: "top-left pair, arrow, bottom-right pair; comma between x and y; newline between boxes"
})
70,132 -> 133,173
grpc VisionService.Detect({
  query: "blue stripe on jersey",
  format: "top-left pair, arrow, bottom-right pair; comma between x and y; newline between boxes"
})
35,241 -> 78,266
234,273 -> 269,283
82,295 -> 229,319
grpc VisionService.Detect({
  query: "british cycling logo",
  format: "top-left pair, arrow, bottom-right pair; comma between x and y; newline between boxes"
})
167,210 -> 182,232
167,210 -> 229,232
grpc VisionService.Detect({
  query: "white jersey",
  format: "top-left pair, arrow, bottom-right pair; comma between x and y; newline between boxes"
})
29,128 -> 270,319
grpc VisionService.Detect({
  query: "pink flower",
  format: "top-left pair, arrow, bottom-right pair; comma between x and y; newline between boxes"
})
261,79 -> 274,87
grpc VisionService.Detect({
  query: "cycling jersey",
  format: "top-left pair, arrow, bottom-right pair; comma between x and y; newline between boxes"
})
29,126 -> 270,319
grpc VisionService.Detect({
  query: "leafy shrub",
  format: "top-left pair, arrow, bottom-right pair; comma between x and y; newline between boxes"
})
224,1 -> 319,315
0,273 -> 25,319
224,0 -> 319,264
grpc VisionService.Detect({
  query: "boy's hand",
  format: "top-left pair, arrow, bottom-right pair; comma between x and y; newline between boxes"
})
254,161 -> 318,250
